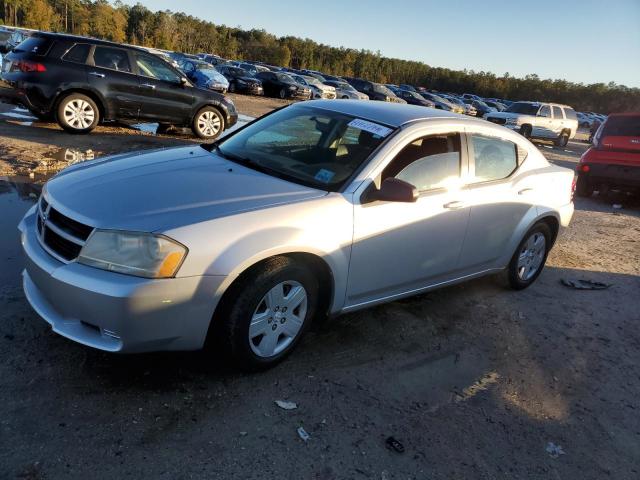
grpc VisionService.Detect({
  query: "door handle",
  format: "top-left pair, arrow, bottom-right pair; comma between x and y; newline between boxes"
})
518,188 -> 534,195
443,201 -> 465,209
140,83 -> 156,90
89,71 -> 105,78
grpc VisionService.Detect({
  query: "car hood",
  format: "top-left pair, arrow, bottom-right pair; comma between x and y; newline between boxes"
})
45,146 -> 326,232
238,76 -> 261,84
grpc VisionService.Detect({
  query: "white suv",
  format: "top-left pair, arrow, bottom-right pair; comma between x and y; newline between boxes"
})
485,101 -> 579,147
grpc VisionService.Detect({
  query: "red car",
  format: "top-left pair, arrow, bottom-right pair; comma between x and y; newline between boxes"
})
576,113 -> 640,196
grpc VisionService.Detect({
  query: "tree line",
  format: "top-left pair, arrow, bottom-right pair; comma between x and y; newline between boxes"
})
1,0 -> 638,113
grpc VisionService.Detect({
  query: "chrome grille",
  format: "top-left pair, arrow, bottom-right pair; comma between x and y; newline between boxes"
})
37,195 -> 94,263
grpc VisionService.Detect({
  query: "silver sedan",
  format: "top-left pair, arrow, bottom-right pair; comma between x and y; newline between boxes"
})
19,100 -> 575,369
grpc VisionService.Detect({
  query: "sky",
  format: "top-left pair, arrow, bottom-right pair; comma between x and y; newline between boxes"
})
121,0 -> 640,88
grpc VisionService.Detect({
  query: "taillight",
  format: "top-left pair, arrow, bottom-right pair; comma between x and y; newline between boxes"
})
15,60 -> 47,73
580,164 -> 590,172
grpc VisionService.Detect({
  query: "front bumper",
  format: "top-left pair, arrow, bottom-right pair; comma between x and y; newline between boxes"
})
19,207 -> 226,353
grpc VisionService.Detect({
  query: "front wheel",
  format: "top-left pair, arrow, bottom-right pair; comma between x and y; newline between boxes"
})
228,81 -> 236,93
56,93 -> 100,134
215,257 -> 318,370
192,106 -> 224,140
520,124 -> 532,139
555,130 -> 570,147
279,88 -> 287,99
507,223 -> 551,290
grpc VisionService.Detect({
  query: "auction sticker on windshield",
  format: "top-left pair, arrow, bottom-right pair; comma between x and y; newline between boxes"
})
348,119 -> 393,138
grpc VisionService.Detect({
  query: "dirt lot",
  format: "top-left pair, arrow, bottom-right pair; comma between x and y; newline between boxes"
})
0,96 -> 639,479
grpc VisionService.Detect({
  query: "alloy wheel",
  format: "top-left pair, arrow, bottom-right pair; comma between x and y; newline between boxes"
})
248,280 -> 308,358
197,110 -> 221,137
517,232 -> 546,281
63,99 -> 95,130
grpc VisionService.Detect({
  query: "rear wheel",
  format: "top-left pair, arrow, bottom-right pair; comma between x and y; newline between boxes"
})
555,130 -> 570,147
215,257 -> 319,370
56,93 -> 99,134
192,106 -> 224,140
507,223 -> 551,290
575,174 -> 594,197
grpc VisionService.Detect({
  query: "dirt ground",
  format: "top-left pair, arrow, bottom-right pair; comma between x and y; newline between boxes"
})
0,96 -> 639,480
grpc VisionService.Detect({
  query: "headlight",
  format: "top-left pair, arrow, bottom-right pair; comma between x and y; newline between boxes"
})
78,230 -> 187,278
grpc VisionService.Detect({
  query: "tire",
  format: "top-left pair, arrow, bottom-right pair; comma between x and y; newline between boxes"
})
215,256 -> 319,370
341,95 -> 349,100
507,222 -> 551,290
575,174 -> 593,197
279,88 -> 287,99
56,93 -> 99,134
191,106 -> 224,140
520,124 -> 532,139
555,130 -> 570,147
228,81 -> 236,93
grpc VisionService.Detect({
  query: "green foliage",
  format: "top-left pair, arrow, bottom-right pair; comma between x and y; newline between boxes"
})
1,0 -> 637,113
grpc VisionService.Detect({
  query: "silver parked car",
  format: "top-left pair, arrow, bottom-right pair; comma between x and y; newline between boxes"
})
19,101 -> 574,369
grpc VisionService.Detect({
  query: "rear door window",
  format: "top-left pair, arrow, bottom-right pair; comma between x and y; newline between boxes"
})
552,106 -> 564,119
11,37 -> 53,56
62,44 -> 91,64
563,108 -> 577,121
470,134 -> 518,182
92,47 -> 131,73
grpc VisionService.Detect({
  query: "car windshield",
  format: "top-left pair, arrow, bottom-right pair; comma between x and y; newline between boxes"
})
0,31 -> 12,41
373,84 -> 395,96
333,81 -> 355,90
602,116 -> 640,137
506,102 -> 540,115
211,106 -> 395,191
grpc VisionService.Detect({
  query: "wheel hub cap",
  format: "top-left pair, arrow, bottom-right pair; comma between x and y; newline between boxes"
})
516,233 -> 546,281
197,111 -> 221,137
63,99 -> 95,129
248,280 -> 307,358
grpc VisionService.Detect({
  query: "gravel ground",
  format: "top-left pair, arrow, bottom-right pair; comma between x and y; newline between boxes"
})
0,96 -> 639,480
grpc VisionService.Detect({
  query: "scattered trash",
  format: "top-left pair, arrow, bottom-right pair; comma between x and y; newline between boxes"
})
297,426 -> 310,442
612,204 -> 622,209
385,436 -> 405,453
561,279 -> 611,290
546,442 -> 565,458
275,400 -> 298,410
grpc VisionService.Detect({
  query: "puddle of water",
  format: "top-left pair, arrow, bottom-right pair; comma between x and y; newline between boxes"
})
130,116 -> 254,137
2,111 -> 37,120
0,177 -> 41,286
131,122 -> 160,134
377,348 -> 495,411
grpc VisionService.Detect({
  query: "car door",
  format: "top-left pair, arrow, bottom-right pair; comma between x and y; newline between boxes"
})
346,130 -> 471,307
256,72 -> 275,95
551,106 -> 565,136
87,45 -> 141,120
533,105 -> 553,138
456,130 -> 538,272
132,51 -> 194,124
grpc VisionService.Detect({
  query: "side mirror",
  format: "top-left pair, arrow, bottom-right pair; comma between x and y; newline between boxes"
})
363,178 -> 419,204
180,77 -> 188,86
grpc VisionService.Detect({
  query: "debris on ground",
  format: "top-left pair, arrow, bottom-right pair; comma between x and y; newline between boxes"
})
385,436 -> 405,453
561,279 -> 611,290
275,400 -> 298,410
546,442 -> 566,458
297,427 -> 310,442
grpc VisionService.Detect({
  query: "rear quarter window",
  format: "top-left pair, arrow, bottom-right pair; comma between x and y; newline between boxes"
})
12,37 -> 54,56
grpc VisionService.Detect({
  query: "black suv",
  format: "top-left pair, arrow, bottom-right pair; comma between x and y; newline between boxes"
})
342,77 -> 404,103
0,33 -> 237,139
254,71 -> 311,99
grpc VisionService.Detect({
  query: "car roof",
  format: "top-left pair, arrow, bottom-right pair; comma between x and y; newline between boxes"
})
299,99 -> 466,127
34,31 -> 152,54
